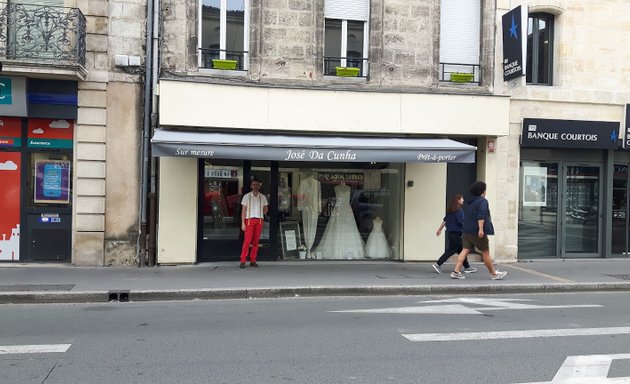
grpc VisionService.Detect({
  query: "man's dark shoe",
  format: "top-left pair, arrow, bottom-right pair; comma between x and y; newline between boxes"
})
250,262 -> 259,267
239,262 -> 246,269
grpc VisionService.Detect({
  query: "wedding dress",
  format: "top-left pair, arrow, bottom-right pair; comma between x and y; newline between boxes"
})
297,175 -> 321,254
317,183 -> 365,260
365,217 -> 390,259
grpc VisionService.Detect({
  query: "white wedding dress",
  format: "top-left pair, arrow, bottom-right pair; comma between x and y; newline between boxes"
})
317,184 -> 365,260
365,217 -> 390,259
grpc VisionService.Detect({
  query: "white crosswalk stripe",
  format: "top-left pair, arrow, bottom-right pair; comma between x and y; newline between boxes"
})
402,327 -> 630,342
0,344 -> 71,354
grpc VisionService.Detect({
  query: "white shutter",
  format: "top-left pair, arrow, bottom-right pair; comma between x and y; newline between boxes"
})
325,0 -> 369,21
439,0 -> 480,65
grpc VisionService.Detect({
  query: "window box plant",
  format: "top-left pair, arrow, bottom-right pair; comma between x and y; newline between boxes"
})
335,66 -> 360,77
212,59 -> 238,70
450,72 -> 474,83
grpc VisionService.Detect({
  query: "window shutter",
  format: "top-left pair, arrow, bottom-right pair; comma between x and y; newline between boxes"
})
325,0 -> 369,22
439,0 -> 480,65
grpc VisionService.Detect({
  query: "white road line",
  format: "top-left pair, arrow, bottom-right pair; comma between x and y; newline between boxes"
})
518,353 -> 630,384
0,344 -> 71,355
330,304 -> 483,315
402,327 -> 630,342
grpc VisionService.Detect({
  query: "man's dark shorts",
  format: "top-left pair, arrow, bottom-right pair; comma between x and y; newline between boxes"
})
463,233 -> 489,252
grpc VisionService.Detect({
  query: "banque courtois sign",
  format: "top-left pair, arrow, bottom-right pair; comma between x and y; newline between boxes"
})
522,118 -> 620,149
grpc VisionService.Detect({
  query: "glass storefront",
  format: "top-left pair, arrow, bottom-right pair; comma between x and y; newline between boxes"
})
199,159 -> 402,261
519,159 -> 602,258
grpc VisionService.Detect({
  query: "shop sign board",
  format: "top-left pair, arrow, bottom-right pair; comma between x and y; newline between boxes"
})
27,118 -> 74,149
0,76 -> 27,116
624,104 -> 630,149
0,117 -> 23,148
502,6 -> 527,81
521,118 -> 620,149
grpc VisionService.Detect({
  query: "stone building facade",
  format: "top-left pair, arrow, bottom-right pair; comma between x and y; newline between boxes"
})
0,0 -> 146,265
153,0 -> 511,264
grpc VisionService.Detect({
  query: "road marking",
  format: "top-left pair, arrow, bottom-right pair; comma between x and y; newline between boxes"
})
331,298 -> 602,315
519,353 -> 630,384
0,344 -> 71,354
331,304 -> 483,315
506,263 -> 574,283
402,326 -> 630,342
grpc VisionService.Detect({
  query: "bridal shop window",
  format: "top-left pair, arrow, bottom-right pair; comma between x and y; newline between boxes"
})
278,163 -> 402,260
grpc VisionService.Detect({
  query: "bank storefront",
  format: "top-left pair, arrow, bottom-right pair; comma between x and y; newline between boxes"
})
153,80 -> 510,264
518,117 -> 626,259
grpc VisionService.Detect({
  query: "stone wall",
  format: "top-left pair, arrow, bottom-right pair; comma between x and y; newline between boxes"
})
161,0 -> 496,92
72,0 -> 145,265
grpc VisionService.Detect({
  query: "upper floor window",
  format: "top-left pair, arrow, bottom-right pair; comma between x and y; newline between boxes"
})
526,13 -> 554,85
199,0 -> 248,71
439,0 -> 481,84
324,0 -> 369,77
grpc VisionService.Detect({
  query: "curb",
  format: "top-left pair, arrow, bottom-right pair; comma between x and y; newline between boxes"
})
2,282 -> 630,304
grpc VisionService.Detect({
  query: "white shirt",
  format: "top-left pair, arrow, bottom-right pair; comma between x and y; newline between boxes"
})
241,192 -> 268,219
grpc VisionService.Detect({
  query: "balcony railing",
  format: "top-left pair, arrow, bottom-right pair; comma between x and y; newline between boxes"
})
199,48 -> 247,70
0,2 -> 86,66
324,56 -> 368,77
439,62 -> 481,84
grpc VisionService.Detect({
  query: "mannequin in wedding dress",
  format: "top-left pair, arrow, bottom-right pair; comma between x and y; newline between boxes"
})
317,181 -> 365,260
365,216 -> 390,259
297,172 -> 321,256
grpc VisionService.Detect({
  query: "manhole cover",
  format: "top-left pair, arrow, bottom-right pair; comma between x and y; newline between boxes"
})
0,284 -> 75,292
607,274 -> 630,281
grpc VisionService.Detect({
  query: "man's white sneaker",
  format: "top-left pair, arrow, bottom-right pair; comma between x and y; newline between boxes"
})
450,271 -> 465,279
432,264 -> 442,274
491,271 -> 507,280
463,267 -> 478,273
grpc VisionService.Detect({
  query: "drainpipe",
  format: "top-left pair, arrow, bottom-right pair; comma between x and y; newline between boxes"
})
147,0 -> 160,267
138,0 -> 158,266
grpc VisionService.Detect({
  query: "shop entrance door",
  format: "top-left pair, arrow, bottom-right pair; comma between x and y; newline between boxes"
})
198,160 -> 275,262
561,164 -> 602,258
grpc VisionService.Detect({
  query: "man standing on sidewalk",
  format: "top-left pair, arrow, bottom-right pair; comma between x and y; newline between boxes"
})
450,181 -> 507,280
240,178 -> 268,269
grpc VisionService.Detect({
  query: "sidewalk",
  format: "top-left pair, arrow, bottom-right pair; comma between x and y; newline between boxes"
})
0,259 -> 629,304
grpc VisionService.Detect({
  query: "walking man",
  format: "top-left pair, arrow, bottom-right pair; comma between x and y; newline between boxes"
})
240,178 -> 268,268
450,181 -> 507,280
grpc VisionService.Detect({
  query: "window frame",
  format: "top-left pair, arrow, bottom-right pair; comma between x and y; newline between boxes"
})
324,18 -> 370,77
527,12 -> 554,85
197,0 -> 249,71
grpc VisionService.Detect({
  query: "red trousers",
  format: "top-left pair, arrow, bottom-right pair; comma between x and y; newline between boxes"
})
241,218 -> 263,263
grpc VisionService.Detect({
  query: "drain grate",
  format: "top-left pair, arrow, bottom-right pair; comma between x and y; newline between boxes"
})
0,284 -> 75,292
607,274 -> 630,281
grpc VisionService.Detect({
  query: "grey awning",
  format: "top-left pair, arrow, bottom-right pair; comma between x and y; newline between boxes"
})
151,129 -> 477,163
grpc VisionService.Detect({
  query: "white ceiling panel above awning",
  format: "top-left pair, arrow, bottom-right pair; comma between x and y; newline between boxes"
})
151,129 -> 477,163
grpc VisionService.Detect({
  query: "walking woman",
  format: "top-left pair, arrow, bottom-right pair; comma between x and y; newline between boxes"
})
432,193 -> 476,274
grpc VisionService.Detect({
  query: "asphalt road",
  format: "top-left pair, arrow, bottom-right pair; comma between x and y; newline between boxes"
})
1,292 -> 630,384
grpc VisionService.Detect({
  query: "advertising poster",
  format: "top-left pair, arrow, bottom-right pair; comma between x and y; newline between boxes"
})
34,160 -> 71,204
0,152 -> 21,261
27,118 -> 74,149
523,166 -> 548,207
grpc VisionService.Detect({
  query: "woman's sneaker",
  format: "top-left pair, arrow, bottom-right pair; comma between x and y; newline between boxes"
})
432,264 -> 442,274
450,271 -> 465,279
463,267 -> 477,273
491,271 -> 508,280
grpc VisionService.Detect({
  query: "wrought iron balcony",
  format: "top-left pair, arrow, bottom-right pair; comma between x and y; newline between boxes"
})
439,62 -> 481,84
199,48 -> 247,71
0,2 -> 86,67
324,56 -> 368,77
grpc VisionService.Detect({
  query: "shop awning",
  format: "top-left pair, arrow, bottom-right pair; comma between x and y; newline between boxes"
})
151,129 -> 477,163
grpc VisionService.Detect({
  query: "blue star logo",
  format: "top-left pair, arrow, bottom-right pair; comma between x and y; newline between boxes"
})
509,14 -> 518,39
611,130 -> 618,142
